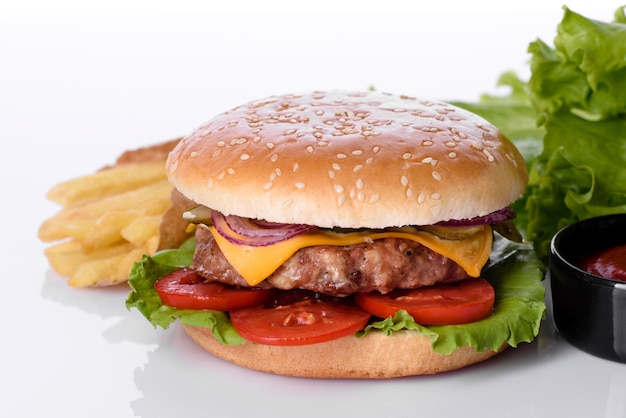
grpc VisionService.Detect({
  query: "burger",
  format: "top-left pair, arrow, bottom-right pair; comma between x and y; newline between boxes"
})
127,90 -> 546,378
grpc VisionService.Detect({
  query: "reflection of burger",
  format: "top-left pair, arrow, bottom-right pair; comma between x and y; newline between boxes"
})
127,90 -> 545,378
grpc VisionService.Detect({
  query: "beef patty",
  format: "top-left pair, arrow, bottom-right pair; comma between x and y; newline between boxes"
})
192,225 -> 469,297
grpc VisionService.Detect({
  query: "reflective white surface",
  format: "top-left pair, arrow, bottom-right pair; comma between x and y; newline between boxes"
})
3,2 -> 626,417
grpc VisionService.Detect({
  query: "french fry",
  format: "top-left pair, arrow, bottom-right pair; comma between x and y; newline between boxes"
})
70,250 -> 136,287
38,218 -> 95,243
38,180 -> 172,243
81,210 -> 142,253
121,215 -> 161,247
46,161 -> 167,206
47,179 -> 171,224
45,240 -> 135,278
40,146 -> 178,286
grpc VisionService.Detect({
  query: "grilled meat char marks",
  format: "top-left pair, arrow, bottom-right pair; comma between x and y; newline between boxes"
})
193,225 -> 469,297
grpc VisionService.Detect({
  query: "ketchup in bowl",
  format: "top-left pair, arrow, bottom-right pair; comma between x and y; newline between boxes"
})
578,244 -> 626,282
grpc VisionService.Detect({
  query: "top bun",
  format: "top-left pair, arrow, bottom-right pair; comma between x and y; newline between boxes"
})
167,91 -> 527,228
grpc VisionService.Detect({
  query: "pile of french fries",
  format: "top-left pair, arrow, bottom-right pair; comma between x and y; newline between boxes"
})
39,160 -> 173,287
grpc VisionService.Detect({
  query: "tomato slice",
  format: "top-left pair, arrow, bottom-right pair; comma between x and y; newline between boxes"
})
230,299 -> 371,346
155,268 -> 275,311
354,278 -> 495,325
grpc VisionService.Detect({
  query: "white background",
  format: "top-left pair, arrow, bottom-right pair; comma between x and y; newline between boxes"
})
2,1 -> 626,417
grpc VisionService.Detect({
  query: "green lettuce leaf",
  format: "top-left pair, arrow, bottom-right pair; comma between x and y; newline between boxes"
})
126,238 -> 247,345
524,6 -> 626,262
126,235 -> 545,355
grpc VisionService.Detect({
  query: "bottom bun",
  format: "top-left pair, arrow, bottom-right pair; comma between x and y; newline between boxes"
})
182,325 -> 506,378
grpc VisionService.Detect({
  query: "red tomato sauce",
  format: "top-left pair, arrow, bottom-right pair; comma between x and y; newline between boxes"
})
578,244 -> 626,282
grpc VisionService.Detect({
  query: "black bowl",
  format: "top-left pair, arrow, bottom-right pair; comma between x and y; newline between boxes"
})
550,214 -> 626,363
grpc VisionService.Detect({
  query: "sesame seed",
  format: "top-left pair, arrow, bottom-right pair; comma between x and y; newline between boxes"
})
200,129 -> 212,137
216,141 -> 225,147
266,142 -> 275,149
217,171 -> 225,180
227,168 -> 235,175
332,163 -> 341,170
401,175 -> 409,187
403,153 -> 412,160
353,164 -> 364,172
294,182 -> 305,189
284,129 -> 297,135
356,178 -> 364,189
431,192 -> 441,200
253,136 -> 262,143
351,149 -> 363,156
357,192 -> 365,202
207,178 -> 213,188
444,141 -> 456,148
263,182 -> 273,190
306,146 -> 314,153
406,188 -> 413,198
283,199 -> 293,208
422,157 -> 433,164
452,135 -> 461,142
365,158 -> 374,164
417,193 -> 426,204
317,141 -> 328,147
190,151 -> 198,158
422,140 -> 433,146
271,154 -> 279,162
269,173 -> 276,181
483,150 -> 495,162
315,110 -> 324,116
432,171 -> 442,181
240,153 -> 250,160
458,131 -> 467,139
314,132 -> 323,139
334,184 -> 344,193
275,168 -> 282,176
372,146 -> 380,153
449,152 -> 457,158
212,150 -> 221,158
369,194 -> 380,204
328,170 -> 336,179
337,195 -> 346,206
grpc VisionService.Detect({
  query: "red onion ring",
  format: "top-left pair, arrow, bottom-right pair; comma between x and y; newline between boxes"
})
434,207 -> 516,227
211,210 -> 317,246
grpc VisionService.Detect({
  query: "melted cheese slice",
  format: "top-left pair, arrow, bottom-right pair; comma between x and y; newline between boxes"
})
208,225 -> 493,286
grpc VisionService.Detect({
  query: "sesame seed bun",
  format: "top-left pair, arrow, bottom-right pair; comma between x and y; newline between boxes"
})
182,324 -> 505,378
166,90 -> 527,228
